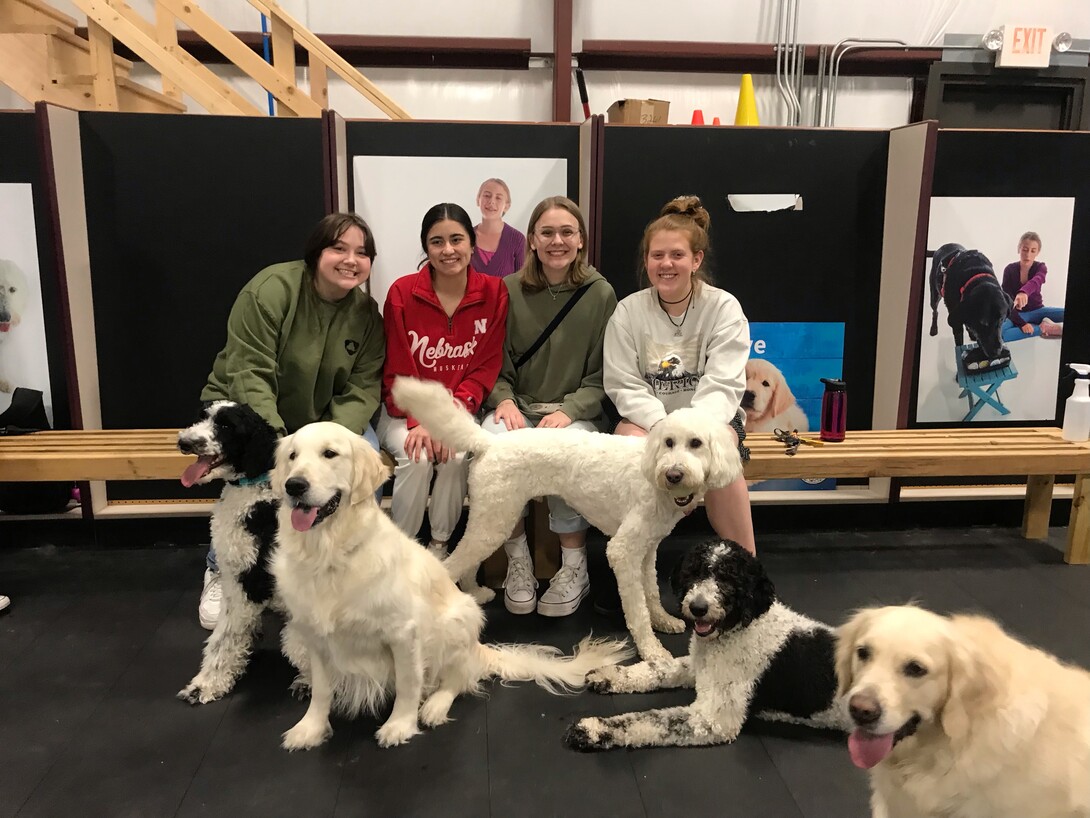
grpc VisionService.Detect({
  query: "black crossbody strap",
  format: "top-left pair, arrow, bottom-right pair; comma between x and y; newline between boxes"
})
514,282 -> 594,370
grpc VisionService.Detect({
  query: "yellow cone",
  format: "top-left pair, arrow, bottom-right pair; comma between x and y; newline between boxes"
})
735,74 -> 759,126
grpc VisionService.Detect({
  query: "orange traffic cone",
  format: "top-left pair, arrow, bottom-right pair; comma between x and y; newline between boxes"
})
712,116 -> 721,125
734,74 -> 759,126
691,109 -> 705,125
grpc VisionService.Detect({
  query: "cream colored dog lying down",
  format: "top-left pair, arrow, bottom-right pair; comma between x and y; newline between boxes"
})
837,606 -> 1090,818
270,421 -> 631,751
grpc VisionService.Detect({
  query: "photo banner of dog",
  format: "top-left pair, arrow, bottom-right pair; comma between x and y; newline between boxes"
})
745,321 -> 845,491
0,182 -> 54,421
916,196 -> 1072,425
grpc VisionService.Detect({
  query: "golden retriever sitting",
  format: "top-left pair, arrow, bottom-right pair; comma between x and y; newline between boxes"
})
270,421 -> 631,751
741,359 -> 808,434
837,606 -> 1090,818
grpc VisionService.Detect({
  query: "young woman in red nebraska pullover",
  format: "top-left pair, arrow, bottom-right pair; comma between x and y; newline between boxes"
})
379,203 -> 509,554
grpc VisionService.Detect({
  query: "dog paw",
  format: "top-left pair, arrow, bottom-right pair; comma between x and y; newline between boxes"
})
288,675 -> 311,700
281,718 -> 332,751
419,695 -> 453,728
650,613 -> 686,634
585,666 -> 623,694
177,682 -> 227,705
465,586 -> 495,605
0,378 -> 11,394
375,717 -> 420,747
563,718 -> 613,752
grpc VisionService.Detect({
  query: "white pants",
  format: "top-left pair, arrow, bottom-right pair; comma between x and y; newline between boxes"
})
480,410 -> 595,534
378,407 -> 468,543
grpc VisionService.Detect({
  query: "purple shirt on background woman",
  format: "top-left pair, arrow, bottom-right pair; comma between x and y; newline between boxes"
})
471,222 -> 525,278
1001,260 -> 1047,327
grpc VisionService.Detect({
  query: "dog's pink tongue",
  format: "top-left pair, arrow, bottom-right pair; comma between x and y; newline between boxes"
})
0,322 -> 10,332
180,456 -> 214,487
848,730 -> 895,769
291,506 -> 319,532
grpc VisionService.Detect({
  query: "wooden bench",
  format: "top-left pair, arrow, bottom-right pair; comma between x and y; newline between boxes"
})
2,426 -> 1088,564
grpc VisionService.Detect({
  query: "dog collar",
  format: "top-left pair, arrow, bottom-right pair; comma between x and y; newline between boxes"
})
232,472 -> 271,487
958,272 -> 993,301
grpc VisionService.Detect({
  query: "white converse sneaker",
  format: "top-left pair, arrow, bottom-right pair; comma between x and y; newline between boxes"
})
199,568 -> 222,631
537,564 -> 590,617
503,552 -> 537,615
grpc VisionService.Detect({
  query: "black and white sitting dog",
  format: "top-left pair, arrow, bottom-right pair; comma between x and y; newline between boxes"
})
928,243 -> 1013,372
176,401 -> 284,705
564,540 -> 848,751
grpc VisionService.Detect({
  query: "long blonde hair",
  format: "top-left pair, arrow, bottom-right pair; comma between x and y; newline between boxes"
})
638,195 -> 714,290
517,196 -> 594,292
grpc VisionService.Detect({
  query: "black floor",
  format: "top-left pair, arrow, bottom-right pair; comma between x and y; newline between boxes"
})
2,525 -> 1089,818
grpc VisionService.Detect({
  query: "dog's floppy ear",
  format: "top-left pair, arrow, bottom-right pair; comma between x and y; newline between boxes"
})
835,609 -> 873,697
939,621 -> 1000,746
706,420 -> 743,490
350,436 -> 391,503
769,368 -> 797,418
640,420 -> 664,486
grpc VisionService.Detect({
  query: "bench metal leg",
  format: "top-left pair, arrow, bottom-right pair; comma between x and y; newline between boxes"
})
1021,475 -> 1054,540
1065,474 -> 1089,565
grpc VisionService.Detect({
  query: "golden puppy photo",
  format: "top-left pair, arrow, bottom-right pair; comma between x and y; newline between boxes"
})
741,358 -> 808,434
837,605 -> 1090,818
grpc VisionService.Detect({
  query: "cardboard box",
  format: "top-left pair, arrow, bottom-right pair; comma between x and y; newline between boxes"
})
607,98 -> 670,125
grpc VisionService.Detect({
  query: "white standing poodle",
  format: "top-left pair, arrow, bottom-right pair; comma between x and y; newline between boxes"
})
391,376 -> 744,664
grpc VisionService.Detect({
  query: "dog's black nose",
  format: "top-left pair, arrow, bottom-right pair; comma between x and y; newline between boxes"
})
665,468 -> 683,485
741,390 -> 755,408
178,437 -> 202,455
849,694 -> 882,726
285,477 -> 309,498
688,597 -> 709,618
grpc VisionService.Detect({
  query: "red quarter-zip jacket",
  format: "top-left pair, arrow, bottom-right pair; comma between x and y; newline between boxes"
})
382,265 -> 509,428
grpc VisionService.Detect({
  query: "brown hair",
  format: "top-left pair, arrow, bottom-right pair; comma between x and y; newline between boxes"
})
638,195 -> 713,288
303,212 -> 376,274
516,196 -> 594,292
1019,231 -> 1042,250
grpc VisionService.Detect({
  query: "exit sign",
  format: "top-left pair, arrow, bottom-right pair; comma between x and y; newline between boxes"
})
997,24 -> 1054,68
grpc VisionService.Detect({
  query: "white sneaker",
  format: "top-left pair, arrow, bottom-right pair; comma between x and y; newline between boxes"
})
0,594 -> 9,613
503,552 -> 538,615
427,541 -> 448,560
199,568 -> 222,631
537,564 -> 589,617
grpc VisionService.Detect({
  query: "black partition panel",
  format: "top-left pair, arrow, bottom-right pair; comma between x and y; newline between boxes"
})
600,126 -> 889,430
345,120 -> 581,207
79,113 -> 325,500
910,130 -> 1090,427
0,111 -> 71,432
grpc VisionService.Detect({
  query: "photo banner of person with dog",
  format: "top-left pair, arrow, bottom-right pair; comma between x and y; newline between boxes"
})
0,183 -> 54,423
745,321 -> 845,492
916,196 -> 1072,424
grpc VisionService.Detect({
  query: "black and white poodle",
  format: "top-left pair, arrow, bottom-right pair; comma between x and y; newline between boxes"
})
176,401 -> 284,704
564,540 -> 849,751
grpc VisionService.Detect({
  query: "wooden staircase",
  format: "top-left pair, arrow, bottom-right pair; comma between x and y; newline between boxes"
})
0,0 -> 409,118
0,0 -> 185,112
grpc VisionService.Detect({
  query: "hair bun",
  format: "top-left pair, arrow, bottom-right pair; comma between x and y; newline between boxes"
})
660,195 -> 710,232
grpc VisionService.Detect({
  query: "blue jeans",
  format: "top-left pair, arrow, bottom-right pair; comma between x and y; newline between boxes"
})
207,424 -> 382,572
1001,306 -> 1065,343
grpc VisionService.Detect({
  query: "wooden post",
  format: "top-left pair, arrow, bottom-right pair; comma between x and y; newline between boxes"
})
153,1 -> 181,101
1021,474 -> 1054,540
307,52 -> 328,108
86,18 -> 120,110
1065,473 -> 1089,564
269,12 -> 296,115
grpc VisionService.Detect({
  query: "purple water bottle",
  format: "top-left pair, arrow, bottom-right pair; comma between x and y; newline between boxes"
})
819,378 -> 847,443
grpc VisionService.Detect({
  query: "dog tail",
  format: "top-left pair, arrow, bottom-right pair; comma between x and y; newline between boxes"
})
390,376 -> 493,454
478,636 -> 634,694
